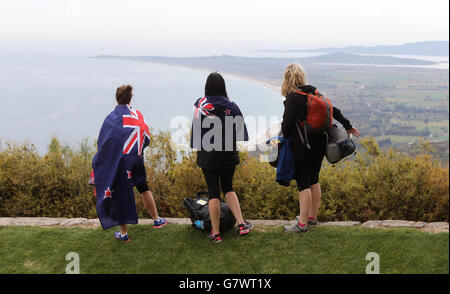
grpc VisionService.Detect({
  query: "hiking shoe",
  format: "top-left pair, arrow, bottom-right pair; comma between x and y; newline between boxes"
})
284,222 -> 309,233
296,216 -> 319,226
209,232 -> 223,243
153,218 -> 167,228
308,218 -> 318,226
237,221 -> 253,236
114,232 -> 130,243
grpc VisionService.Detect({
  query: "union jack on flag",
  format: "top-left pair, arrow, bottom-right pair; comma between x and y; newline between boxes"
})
123,106 -> 150,156
194,97 -> 215,119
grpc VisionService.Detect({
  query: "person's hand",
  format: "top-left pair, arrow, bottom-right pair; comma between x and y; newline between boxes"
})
347,127 -> 360,138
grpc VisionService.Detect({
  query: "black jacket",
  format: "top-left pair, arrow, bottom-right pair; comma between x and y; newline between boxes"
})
197,150 -> 240,170
281,85 -> 353,162
191,95 -> 248,170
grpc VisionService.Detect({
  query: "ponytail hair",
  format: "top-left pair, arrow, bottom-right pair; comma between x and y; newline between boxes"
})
281,64 -> 307,97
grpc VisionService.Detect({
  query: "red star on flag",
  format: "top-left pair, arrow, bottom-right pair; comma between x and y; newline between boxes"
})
224,108 -> 231,115
104,187 -> 113,199
126,170 -> 132,179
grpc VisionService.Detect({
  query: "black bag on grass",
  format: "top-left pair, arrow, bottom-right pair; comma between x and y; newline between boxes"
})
182,191 -> 236,233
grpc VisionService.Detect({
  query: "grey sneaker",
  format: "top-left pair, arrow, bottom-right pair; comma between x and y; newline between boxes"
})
284,222 -> 309,233
296,216 -> 318,226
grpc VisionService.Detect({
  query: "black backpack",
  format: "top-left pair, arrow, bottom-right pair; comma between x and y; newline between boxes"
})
182,191 -> 236,233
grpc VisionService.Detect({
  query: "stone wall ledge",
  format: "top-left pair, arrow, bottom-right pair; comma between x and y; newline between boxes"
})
0,217 -> 448,233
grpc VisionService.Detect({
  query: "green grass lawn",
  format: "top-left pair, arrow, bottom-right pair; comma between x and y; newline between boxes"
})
0,225 -> 448,274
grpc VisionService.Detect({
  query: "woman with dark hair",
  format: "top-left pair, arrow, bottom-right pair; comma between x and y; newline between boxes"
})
280,64 -> 360,233
190,72 -> 253,243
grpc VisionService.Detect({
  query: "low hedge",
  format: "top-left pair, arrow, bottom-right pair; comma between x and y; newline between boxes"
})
0,134 -> 448,222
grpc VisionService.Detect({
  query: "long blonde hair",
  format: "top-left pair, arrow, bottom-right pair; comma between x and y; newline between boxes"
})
281,63 -> 307,97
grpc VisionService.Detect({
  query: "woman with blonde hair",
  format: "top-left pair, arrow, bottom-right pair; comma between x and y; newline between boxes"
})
281,64 -> 360,233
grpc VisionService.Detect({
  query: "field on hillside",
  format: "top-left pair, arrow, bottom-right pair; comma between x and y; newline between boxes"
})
0,225 -> 448,274
312,66 -> 449,149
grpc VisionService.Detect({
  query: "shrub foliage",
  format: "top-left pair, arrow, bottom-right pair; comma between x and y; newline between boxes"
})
0,134 -> 448,222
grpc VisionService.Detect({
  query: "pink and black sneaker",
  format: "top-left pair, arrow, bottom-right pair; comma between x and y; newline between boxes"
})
237,221 -> 253,236
209,231 -> 223,243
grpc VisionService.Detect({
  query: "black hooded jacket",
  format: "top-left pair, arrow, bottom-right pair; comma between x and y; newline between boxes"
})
191,95 -> 249,170
281,85 -> 353,162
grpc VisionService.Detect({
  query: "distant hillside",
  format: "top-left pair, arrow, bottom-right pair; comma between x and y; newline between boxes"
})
301,52 -> 435,65
267,41 -> 449,57
95,52 -> 437,66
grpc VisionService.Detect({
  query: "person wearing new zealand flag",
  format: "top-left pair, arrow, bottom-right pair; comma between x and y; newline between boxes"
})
92,85 -> 167,242
190,72 -> 253,243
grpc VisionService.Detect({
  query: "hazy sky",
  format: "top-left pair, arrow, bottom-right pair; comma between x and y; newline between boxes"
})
0,0 -> 448,49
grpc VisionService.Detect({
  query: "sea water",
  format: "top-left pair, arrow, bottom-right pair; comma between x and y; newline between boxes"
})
0,53 -> 283,153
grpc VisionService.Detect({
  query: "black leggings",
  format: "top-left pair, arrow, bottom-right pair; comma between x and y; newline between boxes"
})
201,168 -> 235,200
294,152 -> 325,192
132,161 -> 150,193
135,181 -> 149,194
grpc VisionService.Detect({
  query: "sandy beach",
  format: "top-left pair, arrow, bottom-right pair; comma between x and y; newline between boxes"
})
120,59 -> 282,95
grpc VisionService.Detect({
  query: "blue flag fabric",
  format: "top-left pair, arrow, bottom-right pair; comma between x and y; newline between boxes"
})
190,95 -> 249,150
92,105 -> 150,230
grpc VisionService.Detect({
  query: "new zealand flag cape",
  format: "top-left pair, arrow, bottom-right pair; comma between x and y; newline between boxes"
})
92,105 -> 150,230
190,95 -> 249,150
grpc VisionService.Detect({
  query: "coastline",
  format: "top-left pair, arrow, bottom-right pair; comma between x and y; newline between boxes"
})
222,72 -> 281,94
115,58 -> 285,150
107,58 -> 282,95
116,58 -> 285,149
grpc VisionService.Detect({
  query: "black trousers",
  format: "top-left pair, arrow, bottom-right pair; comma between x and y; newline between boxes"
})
201,167 -> 235,200
132,160 -> 149,193
294,131 -> 327,192
135,181 -> 149,194
294,149 -> 325,192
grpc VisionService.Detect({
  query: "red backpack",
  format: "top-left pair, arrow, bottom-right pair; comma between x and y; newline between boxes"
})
295,89 -> 333,133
